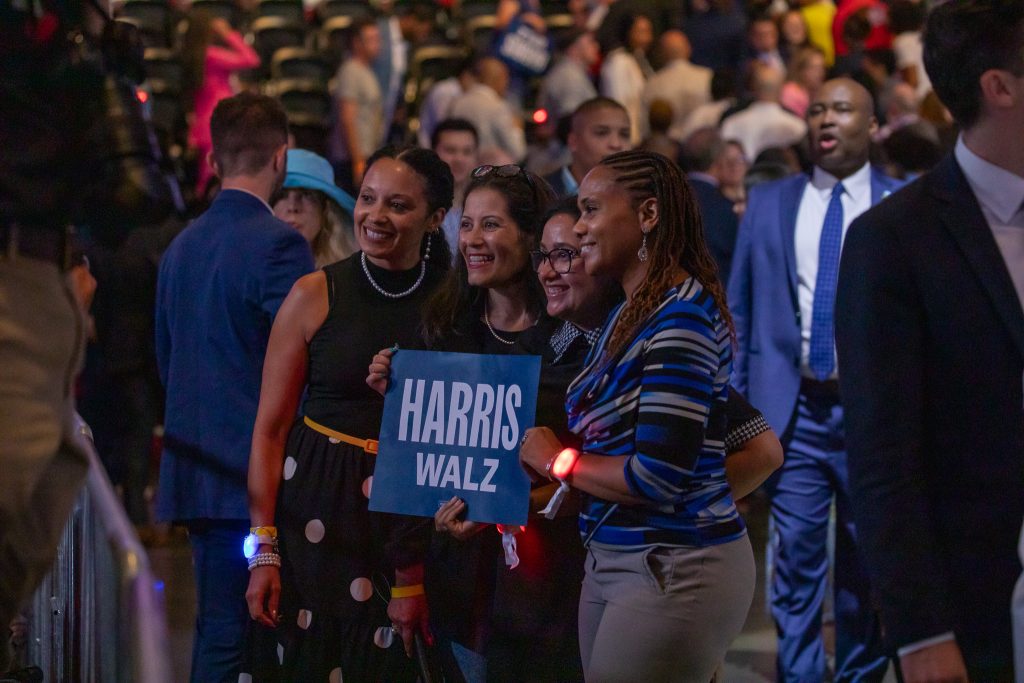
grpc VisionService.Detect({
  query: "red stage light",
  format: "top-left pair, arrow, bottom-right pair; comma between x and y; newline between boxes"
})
532,108 -> 549,125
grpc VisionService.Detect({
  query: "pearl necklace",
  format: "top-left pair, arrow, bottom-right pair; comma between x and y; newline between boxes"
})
361,252 -> 426,299
483,301 -> 520,346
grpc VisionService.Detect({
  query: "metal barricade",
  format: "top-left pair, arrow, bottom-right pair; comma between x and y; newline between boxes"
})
26,420 -> 173,683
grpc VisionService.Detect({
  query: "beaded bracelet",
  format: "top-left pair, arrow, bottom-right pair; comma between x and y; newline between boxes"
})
247,552 -> 282,572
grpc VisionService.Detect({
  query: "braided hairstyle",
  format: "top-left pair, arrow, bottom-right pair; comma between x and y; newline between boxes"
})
598,150 -> 734,358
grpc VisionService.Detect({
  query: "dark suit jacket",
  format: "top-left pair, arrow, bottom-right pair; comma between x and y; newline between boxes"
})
727,167 -> 904,433
544,166 -> 577,199
688,176 -> 738,283
155,190 -> 314,522
836,154 -> 1024,679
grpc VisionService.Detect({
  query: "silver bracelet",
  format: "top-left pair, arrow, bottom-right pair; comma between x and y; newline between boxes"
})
247,552 -> 282,571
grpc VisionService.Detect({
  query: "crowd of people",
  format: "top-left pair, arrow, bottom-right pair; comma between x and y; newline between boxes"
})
3,0 -> 1023,682
115,0 -> 954,206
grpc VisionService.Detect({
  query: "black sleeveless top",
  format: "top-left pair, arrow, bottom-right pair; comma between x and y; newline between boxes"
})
303,253 -> 446,436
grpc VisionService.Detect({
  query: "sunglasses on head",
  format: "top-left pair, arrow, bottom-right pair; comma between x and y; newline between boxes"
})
471,164 -> 535,191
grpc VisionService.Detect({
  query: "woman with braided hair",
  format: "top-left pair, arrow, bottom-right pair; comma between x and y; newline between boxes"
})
519,150 -> 754,682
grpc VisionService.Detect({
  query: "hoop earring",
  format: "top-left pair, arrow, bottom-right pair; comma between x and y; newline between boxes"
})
637,230 -> 649,263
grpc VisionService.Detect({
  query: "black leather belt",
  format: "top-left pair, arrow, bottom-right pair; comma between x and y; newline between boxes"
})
0,224 -> 72,270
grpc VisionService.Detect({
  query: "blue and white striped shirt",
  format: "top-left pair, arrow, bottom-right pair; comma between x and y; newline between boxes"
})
566,279 -> 745,549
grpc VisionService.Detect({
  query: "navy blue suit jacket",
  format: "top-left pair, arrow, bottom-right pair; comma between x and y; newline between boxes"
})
727,167 -> 903,433
155,190 -> 314,521
836,155 -> 1024,678
543,166 -> 576,199
689,177 -> 739,283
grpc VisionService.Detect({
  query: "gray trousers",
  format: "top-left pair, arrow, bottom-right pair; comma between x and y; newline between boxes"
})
579,536 -> 755,683
0,254 -> 89,671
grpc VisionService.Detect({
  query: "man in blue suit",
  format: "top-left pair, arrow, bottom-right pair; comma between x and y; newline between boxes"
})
728,77 -> 902,682
373,3 -> 434,141
155,93 -> 314,683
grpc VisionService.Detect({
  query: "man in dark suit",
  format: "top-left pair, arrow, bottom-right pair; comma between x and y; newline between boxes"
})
373,3 -> 434,141
728,77 -> 902,682
836,2 -> 1024,681
155,93 -> 314,682
545,97 -> 631,198
680,126 -> 740,281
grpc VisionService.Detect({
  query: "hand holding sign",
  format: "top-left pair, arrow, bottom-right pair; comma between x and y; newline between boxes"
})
369,350 -> 540,526
434,497 -> 482,541
366,345 -> 397,396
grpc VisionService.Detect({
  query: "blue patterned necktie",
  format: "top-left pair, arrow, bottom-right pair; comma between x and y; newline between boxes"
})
809,182 -> 845,381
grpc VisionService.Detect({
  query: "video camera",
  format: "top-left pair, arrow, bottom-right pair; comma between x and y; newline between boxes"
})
0,0 -> 180,246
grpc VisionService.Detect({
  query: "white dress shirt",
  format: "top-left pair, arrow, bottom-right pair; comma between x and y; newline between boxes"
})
384,16 -> 408,128
600,48 -> 647,145
538,57 -> 597,121
643,58 -> 713,142
955,136 -> 1024,310
720,101 -> 807,161
795,162 -> 873,378
893,31 -> 932,103
416,76 -> 463,148
229,187 -> 274,215
680,99 -> 733,141
450,83 -> 527,161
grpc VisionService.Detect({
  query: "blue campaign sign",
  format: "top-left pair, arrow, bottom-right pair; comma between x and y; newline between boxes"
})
368,350 -> 539,526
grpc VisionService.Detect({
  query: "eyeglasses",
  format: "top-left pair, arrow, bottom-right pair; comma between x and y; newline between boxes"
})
472,164 -> 535,191
530,247 -> 579,274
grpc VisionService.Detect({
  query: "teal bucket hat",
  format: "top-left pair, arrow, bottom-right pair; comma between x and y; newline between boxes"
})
283,149 -> 356,214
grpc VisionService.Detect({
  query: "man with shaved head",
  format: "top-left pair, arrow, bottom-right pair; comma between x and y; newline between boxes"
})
728,77 -> 903,682
642,30 -> 712,142
544,96 -> 631,197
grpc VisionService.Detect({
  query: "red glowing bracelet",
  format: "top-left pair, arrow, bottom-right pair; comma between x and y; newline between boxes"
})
545,448 -> 580,481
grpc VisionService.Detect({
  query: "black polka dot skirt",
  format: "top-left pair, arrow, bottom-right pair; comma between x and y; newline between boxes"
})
240,419 -> 419,682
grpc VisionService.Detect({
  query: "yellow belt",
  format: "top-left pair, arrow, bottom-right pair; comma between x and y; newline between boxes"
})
303,416 -> 379,454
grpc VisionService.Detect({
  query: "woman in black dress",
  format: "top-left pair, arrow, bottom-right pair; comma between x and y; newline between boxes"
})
242,147 -> 454,682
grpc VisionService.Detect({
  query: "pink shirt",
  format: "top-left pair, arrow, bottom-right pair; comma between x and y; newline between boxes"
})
781,81 -> 810,119
188,30 -> 260,150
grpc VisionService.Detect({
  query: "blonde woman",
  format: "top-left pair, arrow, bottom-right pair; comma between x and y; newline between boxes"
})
273,149 -> 358,267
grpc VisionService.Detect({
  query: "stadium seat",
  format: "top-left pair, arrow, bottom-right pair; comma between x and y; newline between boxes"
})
118,0 -> 172,47
319,0 -> 372,21
465,14 -> 497,55
317,15 -> 353,69
190,0 -> 239,26
257,0 -> 305,24
143,48 -> 183,90
460,0 -> 498,20
252,16 -> 309,75
271,47 -> 333,84
267,78 -> 333,122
